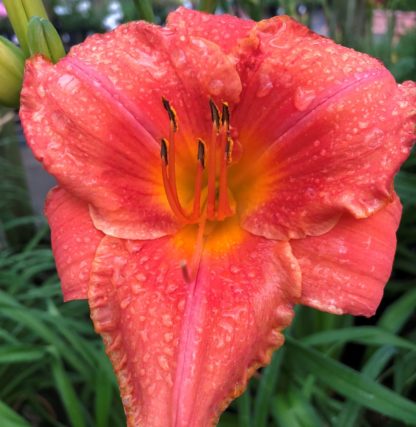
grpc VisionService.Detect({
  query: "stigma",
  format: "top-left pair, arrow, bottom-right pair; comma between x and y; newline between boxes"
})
160,98 -> 235,224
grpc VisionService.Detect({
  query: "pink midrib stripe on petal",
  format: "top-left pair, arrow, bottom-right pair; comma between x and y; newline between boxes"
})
171,259 -> 206,427
65,57 -> 160,147
253,68 -> 392,163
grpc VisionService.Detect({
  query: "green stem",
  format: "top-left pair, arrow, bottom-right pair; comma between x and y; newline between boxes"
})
132,0 -> 155,23
199,0 -> 217,13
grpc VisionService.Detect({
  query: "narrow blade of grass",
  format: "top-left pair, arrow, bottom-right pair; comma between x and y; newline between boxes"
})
51,356 -> 86,427
286,336 -> 416,425
301,326 -> 416,351
237,387 -> 251,427
337,346 -> 397,427
253,347 -> 286,427
94,361 -> 114,427
0,400 -> 30,427
0,345 -> 45,364
378,288 -> 416,333
271,390 -> 323,427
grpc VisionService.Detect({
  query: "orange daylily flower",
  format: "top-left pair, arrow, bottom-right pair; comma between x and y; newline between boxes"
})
20,7 -> 415,427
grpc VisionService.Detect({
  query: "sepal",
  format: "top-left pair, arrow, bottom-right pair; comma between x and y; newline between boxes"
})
27,17 -> 66,63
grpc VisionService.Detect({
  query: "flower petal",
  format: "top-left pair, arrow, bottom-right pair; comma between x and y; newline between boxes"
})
45,187 -> 104,301
167,7 -> 254,53
233,17 -> 415,239
291,196 -> 402,316
20,20 -> 242,239
88,221 -> 300,426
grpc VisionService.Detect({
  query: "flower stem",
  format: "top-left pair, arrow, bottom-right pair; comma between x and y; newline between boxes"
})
199,0 -> 217,13
132,0 -> 155,23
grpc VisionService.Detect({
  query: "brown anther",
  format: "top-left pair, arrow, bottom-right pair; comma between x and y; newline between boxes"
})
160,138 -> 168,165
162,97 -> 178,131
225,136 -> 233,164
180,260 -> 192,283
221,102 -> 230,129
160,98 -> 235,225
209,99 -> 220,131
197,139 -> 205,168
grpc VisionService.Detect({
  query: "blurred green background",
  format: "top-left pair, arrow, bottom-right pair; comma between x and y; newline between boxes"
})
0,1 -> 415,426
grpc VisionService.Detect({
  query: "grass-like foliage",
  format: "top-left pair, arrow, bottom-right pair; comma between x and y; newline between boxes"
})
0,221 -> 126,427
1,1 -> 416,426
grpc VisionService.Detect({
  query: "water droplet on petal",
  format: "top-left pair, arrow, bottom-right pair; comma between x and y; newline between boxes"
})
230,265 -> 240,274
136,273 -> 147,281
120,296 -> 132,309
171,49 -> 186,66
294,87 -> 316,111
164,332 -> 173,343
57,74 -> 80,93
177,299 -> 185,312
158,355 -> 170,371
256,74 -> 274,98
339,245 -> 347,254
162,314 -> 173,327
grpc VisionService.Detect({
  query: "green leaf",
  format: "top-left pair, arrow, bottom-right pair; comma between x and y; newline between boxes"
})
271,390 -> 323,427
51,355 -> 87,427
286,337 -> 416,425
237,387 -> 251,427
378,288 -> 416,334
94,361 -> 114,427
302,326 -> 416,351
199,0 -> 217,13
396,171 -> 416,204
0,400 -> 30,427
337,346 -> 397,427
253,347 -> 286,427
0,345 -> 45,364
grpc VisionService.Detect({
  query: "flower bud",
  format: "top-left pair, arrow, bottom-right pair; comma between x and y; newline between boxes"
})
27,17 -> 66,64
0,36 -> 25,108
3,0 -> 49,56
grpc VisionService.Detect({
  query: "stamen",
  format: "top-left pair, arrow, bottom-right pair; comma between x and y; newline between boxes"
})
160,138 -> 168,165
160,98 -> 235,225
221,102 -> 230,129
180,260 -> 192,284
209,98 -> 220,131
206,123 -> 217,218
161,98 -> 185,221
191,139 -> 205,220
218,133 -> 233,220
225,136 -> 233,164
197,139 -> 205,168
161,158 -> 190,223
162,97 -> 178,131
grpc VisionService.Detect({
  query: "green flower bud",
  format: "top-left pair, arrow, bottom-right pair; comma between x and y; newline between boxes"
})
3,0 -> 49,57
0,36 -> 25,108
27,17 -> 66,64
